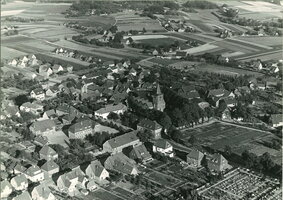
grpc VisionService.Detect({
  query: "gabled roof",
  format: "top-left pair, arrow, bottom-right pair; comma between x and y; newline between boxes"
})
25,166 -> 42,177
95,103 -> 127,115
41,160 -> 59,172
129,144 -> 152,161
154,139 -> 172,149
104,152 -> 138,174
39,145 -> 57,157
105,131 -> 140,149
30,119 -> 56,132
87,160 -> 106,178
32,184 -> 54,199
31,88 -> 45,95
13,191 -> 32,200
270,114 -> 283,124
176,51 -> 187,57
187,149 -> 204,160
69,119 -> 93,134
138,118 -> 162,130
207,153 -> 227,165
43,109 -> 56,118
11,174 -> 28,187
34,136 -> 48,146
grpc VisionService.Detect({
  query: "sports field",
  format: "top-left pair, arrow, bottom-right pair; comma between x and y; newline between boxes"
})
181,122 -> 281,163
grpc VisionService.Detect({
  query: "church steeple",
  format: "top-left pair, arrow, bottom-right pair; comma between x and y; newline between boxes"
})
153,83 -> 166,111
156,83 -> 162,95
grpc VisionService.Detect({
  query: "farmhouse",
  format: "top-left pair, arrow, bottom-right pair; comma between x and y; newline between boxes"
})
94,103 -> 127,119
10,174 -> 28,191
153,139 -> 174,157
270,114 -> 283,127
39,145 -> 58,160
31,183 -> 56,200
30,88 -> 45,101
41,160 -> 59,176
186,149 -> 204,168
103,131 -> 141,154
24,166 -> 44,182
38,64 -> 53,78
104,152 -> 139,175
175,51 -> 187,59
137,118 -> 162,139
84,160 -> 109,180
206,153 -> 231,172
56,167 -> 87,196
127,144 -> 153,163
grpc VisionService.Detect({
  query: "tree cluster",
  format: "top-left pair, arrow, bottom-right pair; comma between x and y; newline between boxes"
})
183,1 -> 218,9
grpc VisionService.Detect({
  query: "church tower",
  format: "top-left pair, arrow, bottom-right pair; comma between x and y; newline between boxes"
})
153,83 -> 166,111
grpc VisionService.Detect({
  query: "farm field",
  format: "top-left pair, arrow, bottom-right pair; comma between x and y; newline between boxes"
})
194,63 -> 263,77
238,50 -> 283,62
72,15 -> 115,29
180,122 -> 281,164
236,36 -> 283,47
148,57 -> 180,66
1,46 -> 27,59
111,11 -> 164,32
184,44 -> 220,54
136,37 -> 186,48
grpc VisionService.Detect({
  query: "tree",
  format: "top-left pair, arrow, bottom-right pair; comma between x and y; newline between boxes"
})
107,112 -> 119,120
142,27 -> 147,33
113,32 -> 124,43
109,25 -> 118,33
137,130 -> 151,142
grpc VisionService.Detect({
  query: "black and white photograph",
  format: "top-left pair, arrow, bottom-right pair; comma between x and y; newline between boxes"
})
0,0 -> 282,199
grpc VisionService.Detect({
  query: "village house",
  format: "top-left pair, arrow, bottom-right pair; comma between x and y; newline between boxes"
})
56,103 -> 80,117
31,184 -> 56,200
175,51 -> 187,59
12,191 -> 32,200
41,160 -> 59,176
38,64 -> 53,78
52,64 -> 64,73
104,152 -> 139,175
94,103 -> 127,119
0,103 -> 21,120
153,139 -> 174,157
56,167 -> 87,196
33,136 -> 49,147
45,86 -> 60,98
30,88 -> 45,101
10,174 -> 28,191
20,102 -> 44,115
137,118 -> 162,139
206,153 -> 231,172
39,145 -> 58,160
1,180 -> 13,199
29,119 -> 56,136
68,119 -> 94,139
42,109 -> 57,120
86,180 -> 97,191
127,144 -> 153,163
18,141 -> 36,152
103,131 -> 141,154
84,160 -> 109,180
176,85 -> 200,100
24,166 -> 44,182
14,163 -> 27,175
186,149 -> 204,168
270,114 -> 283,127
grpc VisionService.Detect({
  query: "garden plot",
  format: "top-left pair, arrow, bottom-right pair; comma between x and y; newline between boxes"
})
145,171 -> 180,187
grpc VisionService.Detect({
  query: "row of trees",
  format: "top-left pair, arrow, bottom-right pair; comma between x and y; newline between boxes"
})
183,1 -> 218,9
